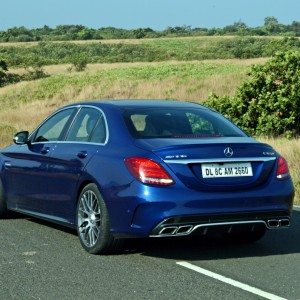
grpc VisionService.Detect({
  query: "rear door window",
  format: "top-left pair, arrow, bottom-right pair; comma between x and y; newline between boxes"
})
66,107 -> 107,143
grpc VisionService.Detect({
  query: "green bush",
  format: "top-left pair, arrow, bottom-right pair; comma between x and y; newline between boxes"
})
22,67 -> 49,81
216,37 -> 300,59
0,59 -> 8,86
70,54 -> 88,71
204,51 -> 300,137
21,56 -> 49,81
0,58 -> 21,86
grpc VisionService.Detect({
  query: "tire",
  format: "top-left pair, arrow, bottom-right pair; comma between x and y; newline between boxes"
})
223,227 -> 266,244
0,180 -> 8,218
76,183 -> 123,254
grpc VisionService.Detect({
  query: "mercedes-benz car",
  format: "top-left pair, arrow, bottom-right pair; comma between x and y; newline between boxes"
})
0,100 -> 295,254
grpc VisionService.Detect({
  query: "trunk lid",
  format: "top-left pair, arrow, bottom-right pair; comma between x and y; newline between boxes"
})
135,137 -> 277,191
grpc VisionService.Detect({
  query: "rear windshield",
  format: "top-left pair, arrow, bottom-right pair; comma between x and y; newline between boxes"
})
123,108 -> 246,139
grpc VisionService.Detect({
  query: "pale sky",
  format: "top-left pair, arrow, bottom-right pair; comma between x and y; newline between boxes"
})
0,0 -> 299,30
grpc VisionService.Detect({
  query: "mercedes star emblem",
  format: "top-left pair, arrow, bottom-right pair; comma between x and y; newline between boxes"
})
224,147 -> 233,157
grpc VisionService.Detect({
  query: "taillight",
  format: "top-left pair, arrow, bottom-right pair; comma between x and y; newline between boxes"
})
125,157 -> 174,186
276,156 -> 289,179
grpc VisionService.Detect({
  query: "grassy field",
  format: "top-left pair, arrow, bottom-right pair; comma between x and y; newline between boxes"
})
0,35 -> 266,47
1,35 -> 299,67
0,60 -> 251,113
0,58 -> 299,204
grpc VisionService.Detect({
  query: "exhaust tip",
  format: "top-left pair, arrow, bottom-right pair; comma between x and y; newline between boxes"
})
159,226 -> 178,235
267,219 -> 280,228
279,219 -> 290,227
177,225 -> 193,235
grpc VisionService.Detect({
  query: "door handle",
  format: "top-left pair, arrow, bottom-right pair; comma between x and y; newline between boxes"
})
77,151 -> 88,159
40,147 -> 50,155
4,161 -> 12,169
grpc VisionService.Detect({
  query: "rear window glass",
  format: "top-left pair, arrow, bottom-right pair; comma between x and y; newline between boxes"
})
123,108 -> 246,139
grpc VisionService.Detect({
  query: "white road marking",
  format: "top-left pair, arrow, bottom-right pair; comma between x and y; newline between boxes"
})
176,261 -> 286,300
293,205 -> 300,209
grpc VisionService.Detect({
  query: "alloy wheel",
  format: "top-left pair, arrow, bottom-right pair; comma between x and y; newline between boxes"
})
77,190 -> 101,247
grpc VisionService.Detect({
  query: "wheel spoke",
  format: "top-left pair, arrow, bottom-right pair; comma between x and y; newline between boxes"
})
92,225 -> 99,237
78,207 -> 89,216
87,191 -> 93,211
88,227 -> 94,245
78,219 -> 88,229
94,213 -> 101,222
81,194 -> 90,213
84,226 -> 90,243
92,198 -> 100,213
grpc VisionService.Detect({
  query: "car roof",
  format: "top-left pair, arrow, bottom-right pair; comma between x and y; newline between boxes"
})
67,99 -> 209,110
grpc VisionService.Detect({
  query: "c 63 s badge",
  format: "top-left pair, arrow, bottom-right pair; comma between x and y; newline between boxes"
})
263,152 -> 275,156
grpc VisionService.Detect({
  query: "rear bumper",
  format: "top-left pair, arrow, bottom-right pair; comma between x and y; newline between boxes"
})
108,178 -> 294,239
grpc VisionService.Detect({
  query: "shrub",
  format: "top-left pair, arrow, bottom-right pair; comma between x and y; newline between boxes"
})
71,54 -> 88,71
0,59 -> 8,86
22,67 -> 49,81
0,58 -> 21,86
204,51 -> 300,137
21,57 -> 49,81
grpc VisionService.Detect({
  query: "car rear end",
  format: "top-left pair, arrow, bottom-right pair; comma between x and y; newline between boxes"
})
119,103 -> 294,238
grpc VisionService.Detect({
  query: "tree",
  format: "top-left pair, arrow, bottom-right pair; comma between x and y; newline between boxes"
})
204,51 -> 300,137
264,16 -> 280,34
133,28 -> 146,39
290,21 -> 300,36
223,21 -> 248,34
77,29 -> 93,40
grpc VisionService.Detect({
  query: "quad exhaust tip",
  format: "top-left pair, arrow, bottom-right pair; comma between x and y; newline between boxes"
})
155,218 -> 290,237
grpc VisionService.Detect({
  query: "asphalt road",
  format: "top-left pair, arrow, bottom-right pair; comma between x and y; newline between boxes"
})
0,208 -> 299,300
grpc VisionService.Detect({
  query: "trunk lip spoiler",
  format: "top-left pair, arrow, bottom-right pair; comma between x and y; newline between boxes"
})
164,157 -> 276,164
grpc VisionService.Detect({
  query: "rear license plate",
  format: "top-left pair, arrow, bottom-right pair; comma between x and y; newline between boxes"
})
201,162 -> 253,178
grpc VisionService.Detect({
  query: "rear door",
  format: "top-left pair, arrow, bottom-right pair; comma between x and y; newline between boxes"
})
45,106 -> 108,222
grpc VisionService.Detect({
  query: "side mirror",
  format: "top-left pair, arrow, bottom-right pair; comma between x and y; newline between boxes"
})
13,131 -> 30,145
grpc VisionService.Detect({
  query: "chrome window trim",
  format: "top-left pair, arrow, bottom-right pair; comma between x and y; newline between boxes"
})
164,157 -> 276,164
29,105 -> 109,146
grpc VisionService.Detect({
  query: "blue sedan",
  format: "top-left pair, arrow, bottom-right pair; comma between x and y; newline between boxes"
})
0,100 -> 294,254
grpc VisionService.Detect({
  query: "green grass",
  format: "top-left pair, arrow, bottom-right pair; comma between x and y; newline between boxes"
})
0,61 -> 248,108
